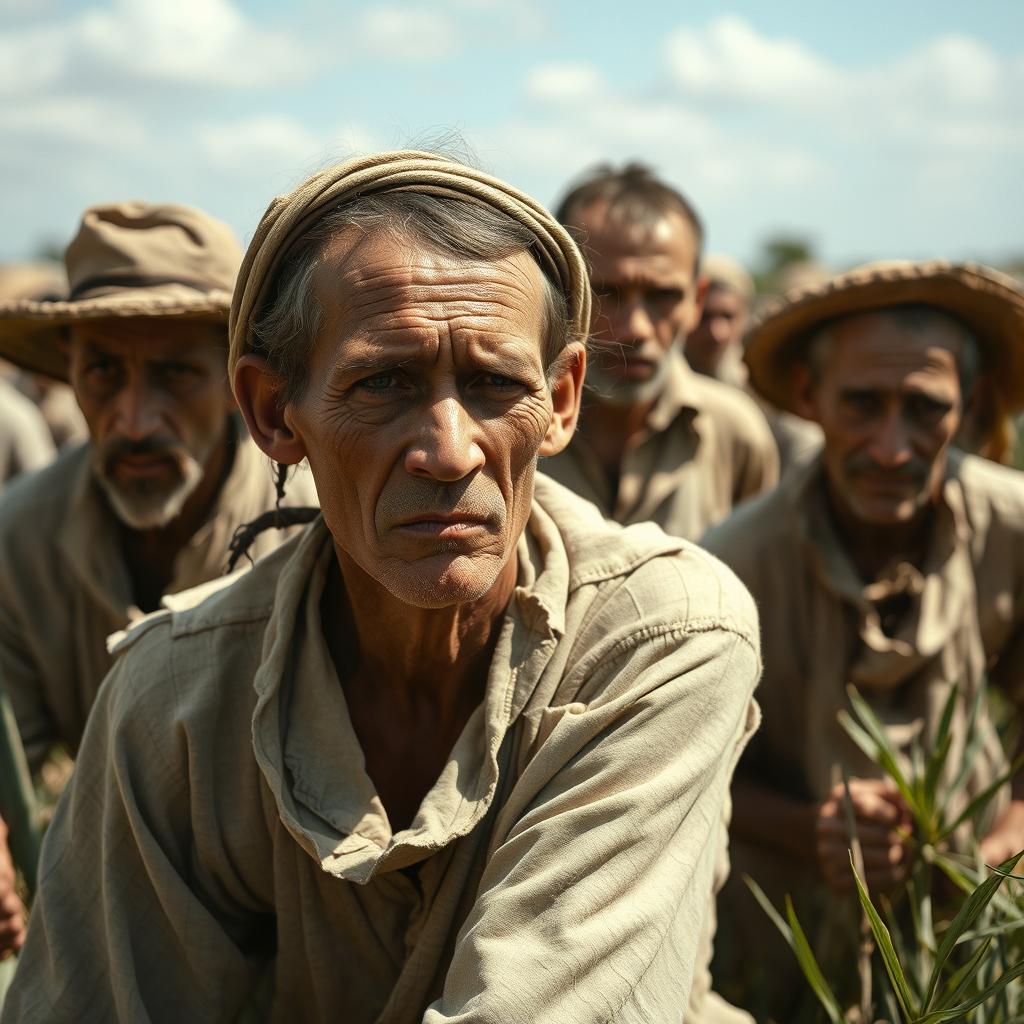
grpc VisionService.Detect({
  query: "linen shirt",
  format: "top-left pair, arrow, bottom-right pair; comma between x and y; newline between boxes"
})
7,476 -> 761,1024
0,422 -> 318,771
702,451 -> 1024,1012
540,351 -> 779,541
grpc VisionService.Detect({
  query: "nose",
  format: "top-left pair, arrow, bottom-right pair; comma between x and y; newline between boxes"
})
404,396 -> 486,482
709,315 -> 732,346
607,296 -> 654,345
868,407 -> 912,468
110,376 -> 163,442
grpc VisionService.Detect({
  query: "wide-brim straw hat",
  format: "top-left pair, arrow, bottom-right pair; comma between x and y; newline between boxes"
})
746,260 -> 1024,416
0,203 -> 241,381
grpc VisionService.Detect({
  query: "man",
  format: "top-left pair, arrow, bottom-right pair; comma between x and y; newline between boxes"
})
6,152 -> 761,1022
703,260 -> 1024,1018
684,253 -> 753,386
0,202 -> 318,776
541,164 -> 778,542
0,262 -> 87,450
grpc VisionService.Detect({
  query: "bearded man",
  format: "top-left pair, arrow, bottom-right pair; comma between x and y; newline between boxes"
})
540,164 -> 778,542
0,203 -> 317,778
5,153 -> 761,1023
702,261 -> 1024,1019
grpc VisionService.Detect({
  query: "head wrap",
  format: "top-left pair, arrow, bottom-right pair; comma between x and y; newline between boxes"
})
228,151 -> 591,390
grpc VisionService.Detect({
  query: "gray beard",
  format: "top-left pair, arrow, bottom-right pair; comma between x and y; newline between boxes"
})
94,455 -> 205,531
585,354 -> 671,408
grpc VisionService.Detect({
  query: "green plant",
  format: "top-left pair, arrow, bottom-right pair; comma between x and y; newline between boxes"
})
748,681 -> 1024,1023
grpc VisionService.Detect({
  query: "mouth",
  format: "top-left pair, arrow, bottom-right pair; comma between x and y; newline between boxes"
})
110,452 -> 178,479
393,512 -> 493,539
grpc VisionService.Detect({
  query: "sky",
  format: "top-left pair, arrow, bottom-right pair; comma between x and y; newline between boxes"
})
2,0 -> 1022,273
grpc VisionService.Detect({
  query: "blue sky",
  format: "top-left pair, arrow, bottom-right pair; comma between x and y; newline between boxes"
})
2,0 -> 1022,274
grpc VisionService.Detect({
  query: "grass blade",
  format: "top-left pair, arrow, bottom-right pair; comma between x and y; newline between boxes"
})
850,853 -> 917,1020
940,754 -> 1024,840
922,850 -> 1024,1012
924,683 -> 958,809
743,876 -> 843,1024
918,958 -> 1024,1022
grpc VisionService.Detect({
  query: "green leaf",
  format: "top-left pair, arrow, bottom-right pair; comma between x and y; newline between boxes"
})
843,687 -> 922,819
850,853 -> 918,1020
940,935 -> 992,1007
922,850 -> 1024,1012
940,754 -> 1024,840
924,683 -> 958,809
743,876 -> 843,1024
916,958 -> 1024,1023
785,895 -> 846,1024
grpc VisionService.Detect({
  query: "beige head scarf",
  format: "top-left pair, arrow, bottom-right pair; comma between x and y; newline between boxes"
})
228,150 -> 592,390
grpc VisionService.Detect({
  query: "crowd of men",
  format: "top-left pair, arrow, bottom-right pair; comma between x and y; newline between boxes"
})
0,149 -> 1020,1023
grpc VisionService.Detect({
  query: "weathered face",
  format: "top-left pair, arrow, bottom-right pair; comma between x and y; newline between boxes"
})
685,283 -> 749,377
282,230 -> 567,609
803,312 -> 964,526
67,319 -> 231,529
571,200 -> 702,406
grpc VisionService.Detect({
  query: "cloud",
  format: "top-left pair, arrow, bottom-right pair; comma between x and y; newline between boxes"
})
525,64 -> 606,103
0,0 -> 310,96
666,15 -> 839,104
355,7 -> 460,62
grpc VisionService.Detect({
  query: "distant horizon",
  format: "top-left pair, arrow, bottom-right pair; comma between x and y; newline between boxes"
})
3,0 -> 1022,273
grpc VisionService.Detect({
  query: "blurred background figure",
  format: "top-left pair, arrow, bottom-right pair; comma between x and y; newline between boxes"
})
685,253 -> 754,386
0,263 -> 87,455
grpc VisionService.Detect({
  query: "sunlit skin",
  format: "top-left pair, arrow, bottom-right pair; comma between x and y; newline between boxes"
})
795,312 -> 965,579
235,228 -> 584,830
564,200 -> 705,488
66,319 -> 235,609
684,282 -> 749,378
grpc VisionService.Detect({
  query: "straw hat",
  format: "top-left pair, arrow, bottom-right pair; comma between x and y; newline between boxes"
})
0,203 -> 242,381
746,260 -> 1024,416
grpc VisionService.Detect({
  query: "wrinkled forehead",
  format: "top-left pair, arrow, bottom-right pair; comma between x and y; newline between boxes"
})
67,318 -> 227,358
819,310 -> 965,385
571,204 -> 699,286
311,226 -> 550,346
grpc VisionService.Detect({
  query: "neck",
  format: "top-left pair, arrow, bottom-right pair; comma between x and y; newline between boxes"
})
581,393 -> 656,485
824,482 -> 935,582
119,423 -> 234,610
323,549 -> 519,717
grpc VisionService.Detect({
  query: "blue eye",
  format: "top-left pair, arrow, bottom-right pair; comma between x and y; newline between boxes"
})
480,373 -> 521,389
358,373 -> 397,391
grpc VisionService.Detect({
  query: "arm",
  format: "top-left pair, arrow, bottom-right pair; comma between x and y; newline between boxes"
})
2,642 -> 259,1024
425,622 -> 761,1024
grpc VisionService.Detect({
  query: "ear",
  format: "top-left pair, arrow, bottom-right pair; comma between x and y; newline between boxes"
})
539,342 -> 586,457
790,361 -> 821,423
233,354 -> 307,465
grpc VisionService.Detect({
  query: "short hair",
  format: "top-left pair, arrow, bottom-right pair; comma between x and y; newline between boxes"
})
251,191 -> 572,405
554,162 -> 705,266
806,304 -> 981,396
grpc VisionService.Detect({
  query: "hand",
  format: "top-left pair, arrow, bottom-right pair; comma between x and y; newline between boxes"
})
0,818 -> 27,958
814,777 -> 912,895
980,800 -> 1024,868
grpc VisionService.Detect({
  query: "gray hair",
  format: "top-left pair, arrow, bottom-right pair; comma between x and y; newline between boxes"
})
251,191 -> 573,405
806,304 -> 982,397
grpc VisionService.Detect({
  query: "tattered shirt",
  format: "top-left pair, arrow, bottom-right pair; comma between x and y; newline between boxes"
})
7,476 -> 760,1023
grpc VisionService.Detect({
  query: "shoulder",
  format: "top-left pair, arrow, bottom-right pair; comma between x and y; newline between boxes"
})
536,475 -> 759,651
700,470 -> 797,572
689,374 -> 774,448
954,452 -> 1024,527
105,533 -> 296,722
0,443 -> 87,546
